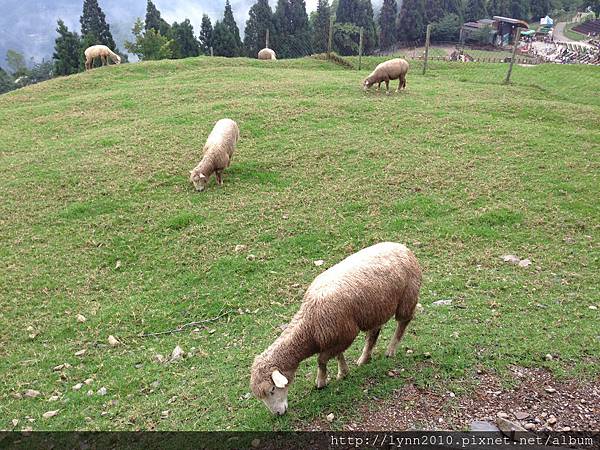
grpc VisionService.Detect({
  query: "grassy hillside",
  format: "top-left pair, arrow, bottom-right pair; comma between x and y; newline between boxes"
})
0,56 -> 599,431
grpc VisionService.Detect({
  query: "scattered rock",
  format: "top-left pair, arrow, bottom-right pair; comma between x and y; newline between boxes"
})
84,378 -> 93,385
11,419 -> 19,427
589,305 -> 598,310
562,426 -> 571,432
242,392 -> 252,400
405,349 -> 413,355
115,260 -> 122,269
23,389 -> 41,398
246,254 -> 256,261
48,395 -> 60,402
524,423 -> 536,430
518,259 -> 532,268
234,244 -> 247,253
74,349 -> 86,357
161,410 -> 170,419
72,383 -> 83,391
545,387 -> 556,393
171,345 -> 184,361
42,410 -> 59,419
544,354 -> 553,361
497,412 -> 509,419
432,299 -> 452,306
514,411 -> 530,420
496,417 -> 526,437
470,421 -> 500,432
108,335 -> 120,347
52,363 -> 71,372
547,416 -> 557,425
314,260 -> 324,266
26,325 -> 34,332
326,413 -> 335,423
97,387 -> 107,396
86,390 -> 93,396
150,380 -> 161,389
153,354 -> 166,364
76,314 -> 87,323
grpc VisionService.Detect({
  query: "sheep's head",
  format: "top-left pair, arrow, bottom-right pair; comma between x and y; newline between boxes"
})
363,77 -> 374,90
190,170 -> 208,192
115,55 -> 122,64
250,365 -> 290,416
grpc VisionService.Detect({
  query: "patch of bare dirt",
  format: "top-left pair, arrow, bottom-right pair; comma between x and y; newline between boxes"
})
311,367 -> 599,431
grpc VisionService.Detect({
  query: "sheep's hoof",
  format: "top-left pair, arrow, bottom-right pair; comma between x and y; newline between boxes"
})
356,355 -> 370,366
384,349 -> 396,358
386,91 -> 391,95
315,380 -> 327,389
336,370 -> 348,380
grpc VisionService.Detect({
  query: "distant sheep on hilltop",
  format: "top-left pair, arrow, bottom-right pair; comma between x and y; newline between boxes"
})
84,45 -> 121,70
258,48 -> 277,60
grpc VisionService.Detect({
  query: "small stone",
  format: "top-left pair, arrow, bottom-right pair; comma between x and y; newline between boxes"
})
108,335 -> 120,347
416,303 -> 423,309
545,387 -> 556,393
242,392 -> 252,400
153,354 -> 165,364
246,254 -> 256,261
84,378 -> 93,385
234,244 -> 247,253
424,352 -> 431,358
97,387 -> 107,396
518,259 -> 532,268
387,371 -> 396,377
514,411 -> 530,420
405,349 -> 413,355
72,383 -> 83,391
26,325 -> 34,332
326,413 -> 335,422
28,333 -> 37,340
589,305 -> 598,310
502,255 -> 520,264
76,314 -> 87,323
282,214 -> 289,219
314,260 -> 324,266
544,354 -> 553,361
150,380 -> 161,389
87,390 -> 93,396
547,416 -> 557,425
470,421 -> 500,432
161,410 -> 170,419
42,410 -> 59,419
524,423 -> 536,430
497,412 -> 509,419
11,419 -> 19,427
251,438 -> 260,448
562,427 -> 571,432
115,260 -> 122,269
432,299 -> 452,306
449,392 -> 455,398
496,417 -> 526,435
75,349 -> 86,357
48,395 -> 59,401
23,389 -> 41,398
171,345 -> 184,361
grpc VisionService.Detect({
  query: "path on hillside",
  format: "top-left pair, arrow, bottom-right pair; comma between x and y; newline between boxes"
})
554,22 -> 577,42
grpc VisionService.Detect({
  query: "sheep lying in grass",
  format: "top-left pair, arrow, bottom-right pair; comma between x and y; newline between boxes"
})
250,242 -> 422,415
363,58 -> 409,94
258,48 -> 277,60
190,119 -> 239,192
84,45 -> 121,70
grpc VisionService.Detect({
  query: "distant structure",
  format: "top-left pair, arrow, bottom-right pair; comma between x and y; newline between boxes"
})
461,16 -> 529,47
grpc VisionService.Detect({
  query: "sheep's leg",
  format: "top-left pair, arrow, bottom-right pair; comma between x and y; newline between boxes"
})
336,353 -> 349,380
215,170 -> 223,185
396,77 -> 403,93
385,319 -> 411,357
316,352 -> 333,389
376,82 -> 381,91
356,327 -> 381,366
385,80 -> 390,95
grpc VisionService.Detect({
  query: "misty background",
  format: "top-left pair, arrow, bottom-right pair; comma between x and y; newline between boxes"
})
0,0 -> 333,66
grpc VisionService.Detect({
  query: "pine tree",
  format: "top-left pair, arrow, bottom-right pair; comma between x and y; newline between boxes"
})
171,19 -> 200,58
443,0 -> 464,21
397,0 -> 425,41
273,0 -> 312,57
312,0 -> 331,53
124,17 -> 175,60
80,0 -> 116,48
145,0 -> 171,36
336,0 -> 359,23
0,67 -> 15,94
488,0 -> 510,17
199,15 -> 214,55
464,0 -> 487,21
530,0 -> 550,19
212,20 -> 238,57
244,0 -> 275,57
510,0 -> 529,19
379,0 -> 397,49
425,0 -> 445,23
357,0 -> 377,53
223,0 -> 243,56
53,20 -> 81,76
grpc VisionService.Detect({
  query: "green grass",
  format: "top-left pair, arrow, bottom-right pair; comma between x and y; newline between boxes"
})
564,22 -> 590,41
0,56 -> 599,431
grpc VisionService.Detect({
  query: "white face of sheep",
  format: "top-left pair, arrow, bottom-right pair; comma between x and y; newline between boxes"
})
363,78 -> 373,90
190,172 -> 207,192
255,370 -> 289,416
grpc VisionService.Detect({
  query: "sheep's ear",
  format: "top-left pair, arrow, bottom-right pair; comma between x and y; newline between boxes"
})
271,370 -> 288,388
199,174 -> 206,179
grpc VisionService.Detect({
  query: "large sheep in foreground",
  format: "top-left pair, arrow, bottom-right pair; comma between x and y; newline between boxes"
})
189,119 -> 239,191
258,48 -> 277,60
84,45 -> 121,70
250,242 -> 422,415
363,58 -> 409,94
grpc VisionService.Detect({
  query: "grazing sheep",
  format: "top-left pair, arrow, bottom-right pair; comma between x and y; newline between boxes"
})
363,58 -> 409,94
257,48 -> 277,60
84,45 -> 121,71
189,118 -> 239,191
250,242 -> 422,415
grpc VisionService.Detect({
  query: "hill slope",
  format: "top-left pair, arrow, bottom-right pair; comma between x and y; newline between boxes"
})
0,57 -> 599,431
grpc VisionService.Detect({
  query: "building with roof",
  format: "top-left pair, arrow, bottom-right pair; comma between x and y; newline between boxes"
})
461,16 -> 529,47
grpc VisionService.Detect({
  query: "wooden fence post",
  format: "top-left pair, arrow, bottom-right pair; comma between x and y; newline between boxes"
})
358,27 -> 364,70
210,46 -> 214,57
327,17 -> 334,59
504,28 -> 521,84
423,24 -> 431,75
266,29 -> 270,48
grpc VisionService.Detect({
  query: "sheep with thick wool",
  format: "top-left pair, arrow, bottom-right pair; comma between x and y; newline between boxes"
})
250,242 -> 422,415
258,48 -> 277,60
190,119 -> 239,191
84,45 -> 121,70
363,58 -> 409,94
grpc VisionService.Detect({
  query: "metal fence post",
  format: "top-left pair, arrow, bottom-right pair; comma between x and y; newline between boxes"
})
504,28 -> 521,84
422,24 -> 431,75
358,27 -> 364,70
